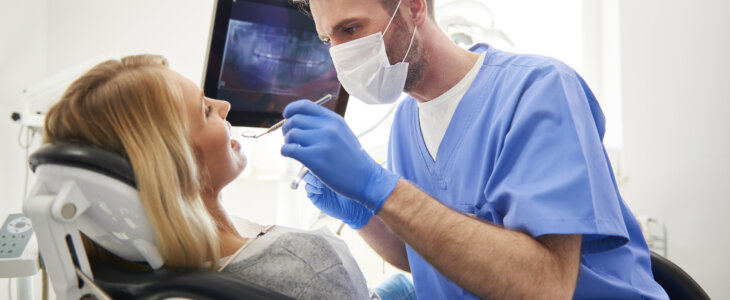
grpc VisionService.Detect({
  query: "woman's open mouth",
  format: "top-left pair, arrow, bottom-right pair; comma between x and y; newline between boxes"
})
230,139 -> 241,151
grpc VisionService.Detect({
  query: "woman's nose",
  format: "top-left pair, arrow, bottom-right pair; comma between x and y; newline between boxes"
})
217,99 -> 231,118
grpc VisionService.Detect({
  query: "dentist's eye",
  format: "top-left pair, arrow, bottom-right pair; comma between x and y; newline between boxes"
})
344,25 -> 358,35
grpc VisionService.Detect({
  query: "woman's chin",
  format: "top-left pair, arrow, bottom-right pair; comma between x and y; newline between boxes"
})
237,162 -> 246,176
237,152 -> 247,171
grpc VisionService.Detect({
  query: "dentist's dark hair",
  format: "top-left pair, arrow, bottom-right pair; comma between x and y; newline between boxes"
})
290,0 -> 435,20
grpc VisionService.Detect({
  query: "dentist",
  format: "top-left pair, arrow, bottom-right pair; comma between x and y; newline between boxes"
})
281,0 -> 667,299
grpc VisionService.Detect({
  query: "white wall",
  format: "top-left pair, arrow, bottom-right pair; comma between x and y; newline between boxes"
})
582,1 -> 623,153
435,0 -> 584,72
0,0 -> 49,298
46,0 -> 215,84
481,0 -> 584,72
0,0 -> 48,224
618,0 -> 730,298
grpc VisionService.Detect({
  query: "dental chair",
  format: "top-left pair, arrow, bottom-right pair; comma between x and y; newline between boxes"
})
24,144 -> 291,300
650,251 -> 710,300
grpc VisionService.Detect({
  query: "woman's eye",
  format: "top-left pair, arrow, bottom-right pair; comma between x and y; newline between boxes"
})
206,105 -> 212,118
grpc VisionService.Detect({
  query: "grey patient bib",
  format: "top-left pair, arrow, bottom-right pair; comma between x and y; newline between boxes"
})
221,227 -> 370,300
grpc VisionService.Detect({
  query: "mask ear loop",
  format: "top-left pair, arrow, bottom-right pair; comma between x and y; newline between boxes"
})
402,26 -> 417,63
382,0 -> 417,64
383,0 -> 404,35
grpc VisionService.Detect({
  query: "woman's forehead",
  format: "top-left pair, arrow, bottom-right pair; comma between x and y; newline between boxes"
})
167,70 -> 205,126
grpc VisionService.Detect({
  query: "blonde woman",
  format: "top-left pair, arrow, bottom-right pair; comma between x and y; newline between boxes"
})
43,54 -> 373,299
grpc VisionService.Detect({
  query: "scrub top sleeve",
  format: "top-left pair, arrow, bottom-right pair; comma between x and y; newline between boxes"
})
484,66 -> 629,254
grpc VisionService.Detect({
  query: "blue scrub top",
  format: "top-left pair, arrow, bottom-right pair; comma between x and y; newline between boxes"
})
387,44 -> 668,299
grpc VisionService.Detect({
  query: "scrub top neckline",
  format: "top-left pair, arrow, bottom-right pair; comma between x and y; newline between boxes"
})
411,44 -> 495,184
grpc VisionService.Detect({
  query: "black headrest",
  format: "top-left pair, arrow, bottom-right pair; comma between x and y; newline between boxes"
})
29,144 -> 137,188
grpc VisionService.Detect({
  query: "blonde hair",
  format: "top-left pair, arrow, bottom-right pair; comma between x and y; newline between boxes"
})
43,54 -> 221,269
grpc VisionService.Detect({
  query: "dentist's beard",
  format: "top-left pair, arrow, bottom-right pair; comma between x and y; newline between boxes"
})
385,16 -> 427,93
403,36 -> 426,92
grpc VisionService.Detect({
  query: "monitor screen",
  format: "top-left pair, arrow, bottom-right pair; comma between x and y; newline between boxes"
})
203,0 -> 348,127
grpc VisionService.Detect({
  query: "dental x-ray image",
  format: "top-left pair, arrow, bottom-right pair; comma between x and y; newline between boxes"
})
204,0 -> 347,127
217,15 -> 339,114
221,20 -> 334,95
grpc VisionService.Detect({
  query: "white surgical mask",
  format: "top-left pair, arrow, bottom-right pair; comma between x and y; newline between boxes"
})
329,0 -> 417,105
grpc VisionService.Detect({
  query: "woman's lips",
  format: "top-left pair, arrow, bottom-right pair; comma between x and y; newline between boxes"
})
230,139 -> 241,151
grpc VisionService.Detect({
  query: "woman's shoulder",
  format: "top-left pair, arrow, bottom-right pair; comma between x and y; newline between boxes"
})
222,226 -> 370,299
230,216 -> 266,238
228,219 -> 346,264
230,216 -> 312,236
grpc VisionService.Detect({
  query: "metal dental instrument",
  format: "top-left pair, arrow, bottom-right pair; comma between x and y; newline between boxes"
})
241,94 -> 333,139
290,165 -> 311,189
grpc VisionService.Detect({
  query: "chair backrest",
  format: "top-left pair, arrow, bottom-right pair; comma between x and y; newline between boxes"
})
91,263 -> 293,300
25,143 -> 165,298
650,251 -> 710,299
29,143 -> 164,268
27,143 -> 293,299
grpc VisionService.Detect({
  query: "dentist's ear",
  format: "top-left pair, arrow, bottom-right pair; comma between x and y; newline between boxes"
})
404,0 -> 429,26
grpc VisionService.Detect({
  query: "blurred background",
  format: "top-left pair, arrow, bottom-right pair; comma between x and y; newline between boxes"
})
1,0 -> 728,298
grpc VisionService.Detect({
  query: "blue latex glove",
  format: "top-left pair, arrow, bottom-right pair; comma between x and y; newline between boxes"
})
281,100 -> 400,213
303,173 -> 372,229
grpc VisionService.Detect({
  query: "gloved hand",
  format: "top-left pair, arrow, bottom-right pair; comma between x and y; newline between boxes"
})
281,100 -> 399,213
303,173 -> 372,229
